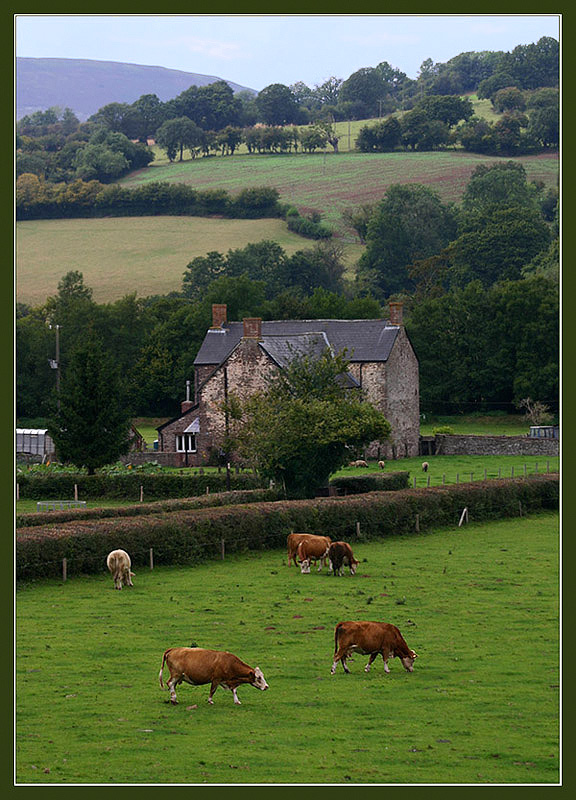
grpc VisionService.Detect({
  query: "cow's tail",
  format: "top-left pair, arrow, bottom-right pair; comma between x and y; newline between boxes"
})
334,622 -> 343,656
158,649 -> 171,689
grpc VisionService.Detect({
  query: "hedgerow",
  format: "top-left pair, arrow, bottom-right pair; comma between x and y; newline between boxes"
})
16,471 -> 265,500
15,488 -> 282,528
16,475 -> 558,581
330,472 -> 409,494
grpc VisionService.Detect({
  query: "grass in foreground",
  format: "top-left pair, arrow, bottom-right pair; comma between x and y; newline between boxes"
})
16,512 -> 559,785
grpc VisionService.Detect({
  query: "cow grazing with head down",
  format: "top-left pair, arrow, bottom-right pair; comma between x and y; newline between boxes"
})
422,462 -> 429,472
328,541 -> 359,576
378,460 -> 386,470
159,647 -> 269,705
106,549 -> 134,590
287,532 -> 331,567
331,621 -> 418,675
297,535 -> 332,573
349,459 -> 369,468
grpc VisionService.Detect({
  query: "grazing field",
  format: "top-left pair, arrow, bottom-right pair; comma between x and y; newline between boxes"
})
16,217 -> 338,306
15,512 -> 559,785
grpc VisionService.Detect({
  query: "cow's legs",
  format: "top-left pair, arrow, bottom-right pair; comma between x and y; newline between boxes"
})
232,688 -> 242,705
365,653 -> 378,673
208,680 -> 219,704
380,652 -> 391,673
167,675 -> 180,704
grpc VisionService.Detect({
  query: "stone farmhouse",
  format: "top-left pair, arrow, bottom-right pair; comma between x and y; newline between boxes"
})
157,302 -> 420,467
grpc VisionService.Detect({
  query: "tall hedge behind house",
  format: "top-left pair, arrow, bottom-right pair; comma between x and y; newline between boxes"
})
16,476 -> 559,581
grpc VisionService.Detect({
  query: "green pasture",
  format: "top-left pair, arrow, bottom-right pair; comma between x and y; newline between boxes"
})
16,217 -> 338,307
15,512 -> 559,785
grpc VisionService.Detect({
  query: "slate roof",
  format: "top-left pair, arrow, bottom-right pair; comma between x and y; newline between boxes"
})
194,319 -> 400,367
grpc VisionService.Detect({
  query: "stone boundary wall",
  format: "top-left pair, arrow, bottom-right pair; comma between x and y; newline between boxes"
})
434,434 -> 559,457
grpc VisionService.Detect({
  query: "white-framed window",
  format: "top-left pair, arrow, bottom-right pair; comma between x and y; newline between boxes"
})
176,433 -> 196,452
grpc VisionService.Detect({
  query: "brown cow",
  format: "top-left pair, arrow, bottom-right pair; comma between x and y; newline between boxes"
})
159,647 -> 269,706
331,621 -> 418,675
328,541 -> 359,576
106,549 -> 134,590
297,536 -> 332,573
286,532 -> 331,567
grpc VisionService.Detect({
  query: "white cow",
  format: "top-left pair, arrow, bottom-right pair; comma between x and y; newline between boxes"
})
106,549 -> 135,590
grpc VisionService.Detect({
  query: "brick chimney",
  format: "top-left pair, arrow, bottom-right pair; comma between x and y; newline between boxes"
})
211,304 -> 227,328
243,317 -> 262,339
181,380 -> 193,413
389,301 -> 404,326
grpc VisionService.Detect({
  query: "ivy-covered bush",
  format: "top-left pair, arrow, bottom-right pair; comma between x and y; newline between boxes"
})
16,476 -> 558,581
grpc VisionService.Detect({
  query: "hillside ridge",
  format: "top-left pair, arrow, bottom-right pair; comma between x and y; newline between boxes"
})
16,56 -> 256,120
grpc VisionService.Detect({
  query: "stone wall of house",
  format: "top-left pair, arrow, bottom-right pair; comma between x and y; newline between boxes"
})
347,327 -> 419,459
434,433 -> 559,456
197,338 -> 278,460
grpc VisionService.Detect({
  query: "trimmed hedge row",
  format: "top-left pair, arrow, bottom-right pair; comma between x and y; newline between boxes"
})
331,472 -> 409,494
16,476 -> 559,581
15,488 -> 282,528
16,471 -> 265,500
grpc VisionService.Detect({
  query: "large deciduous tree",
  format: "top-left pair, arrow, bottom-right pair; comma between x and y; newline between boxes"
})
357,184 -> 458,297
235,349 -> 390,497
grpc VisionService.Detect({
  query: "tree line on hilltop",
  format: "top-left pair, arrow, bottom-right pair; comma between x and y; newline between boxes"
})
16,37 -> 558,184
17,161 -> 558,425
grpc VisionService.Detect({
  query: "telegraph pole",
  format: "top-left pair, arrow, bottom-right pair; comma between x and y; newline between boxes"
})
49,324 -> 61,412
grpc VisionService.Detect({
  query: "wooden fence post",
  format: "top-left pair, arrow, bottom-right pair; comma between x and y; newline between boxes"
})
206,486 -> 210,494
498,467 -> 501,479
149,548 -> 154,569
221,538 -> 226,560
442,474 -> 446,485
524,464 -> 527,476
484,468 -> 487,481
458,508 -> 468,527
547,461 -> 550,474
62,557 -> 67,582
16,483 -> 19,501
456,473 -> 459,484
74,484 -> 78,501
413,476 -> 417,488
356,521 -> 361,539
140,485 -> 144,503
426,476 -> 430,487
511,466 -> 514,478
535,462 -> 539,474
470,473 -> 474,483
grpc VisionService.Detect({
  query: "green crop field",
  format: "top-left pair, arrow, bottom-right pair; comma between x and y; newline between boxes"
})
121,150 -> 558,233
15,512 -> 559,785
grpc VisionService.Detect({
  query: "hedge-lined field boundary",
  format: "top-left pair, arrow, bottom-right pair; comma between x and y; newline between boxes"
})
15,471 -> 265,500
16,470 -> 408,505
16,475 -> 558,581
15,488 -> 283,529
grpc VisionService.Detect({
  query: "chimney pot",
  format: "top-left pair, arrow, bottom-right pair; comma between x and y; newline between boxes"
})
211,304 -> 227,328
389,302 -> 403,326
243,317 -> 262,340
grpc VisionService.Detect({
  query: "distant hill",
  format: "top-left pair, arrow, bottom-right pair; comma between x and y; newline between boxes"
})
16,57 -> 256,121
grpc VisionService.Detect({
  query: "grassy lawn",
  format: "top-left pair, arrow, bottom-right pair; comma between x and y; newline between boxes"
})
15,512 -> 559,785
418,413 -> 535,437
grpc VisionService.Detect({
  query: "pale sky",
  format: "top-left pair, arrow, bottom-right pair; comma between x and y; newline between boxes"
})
15,14 -> 561,92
